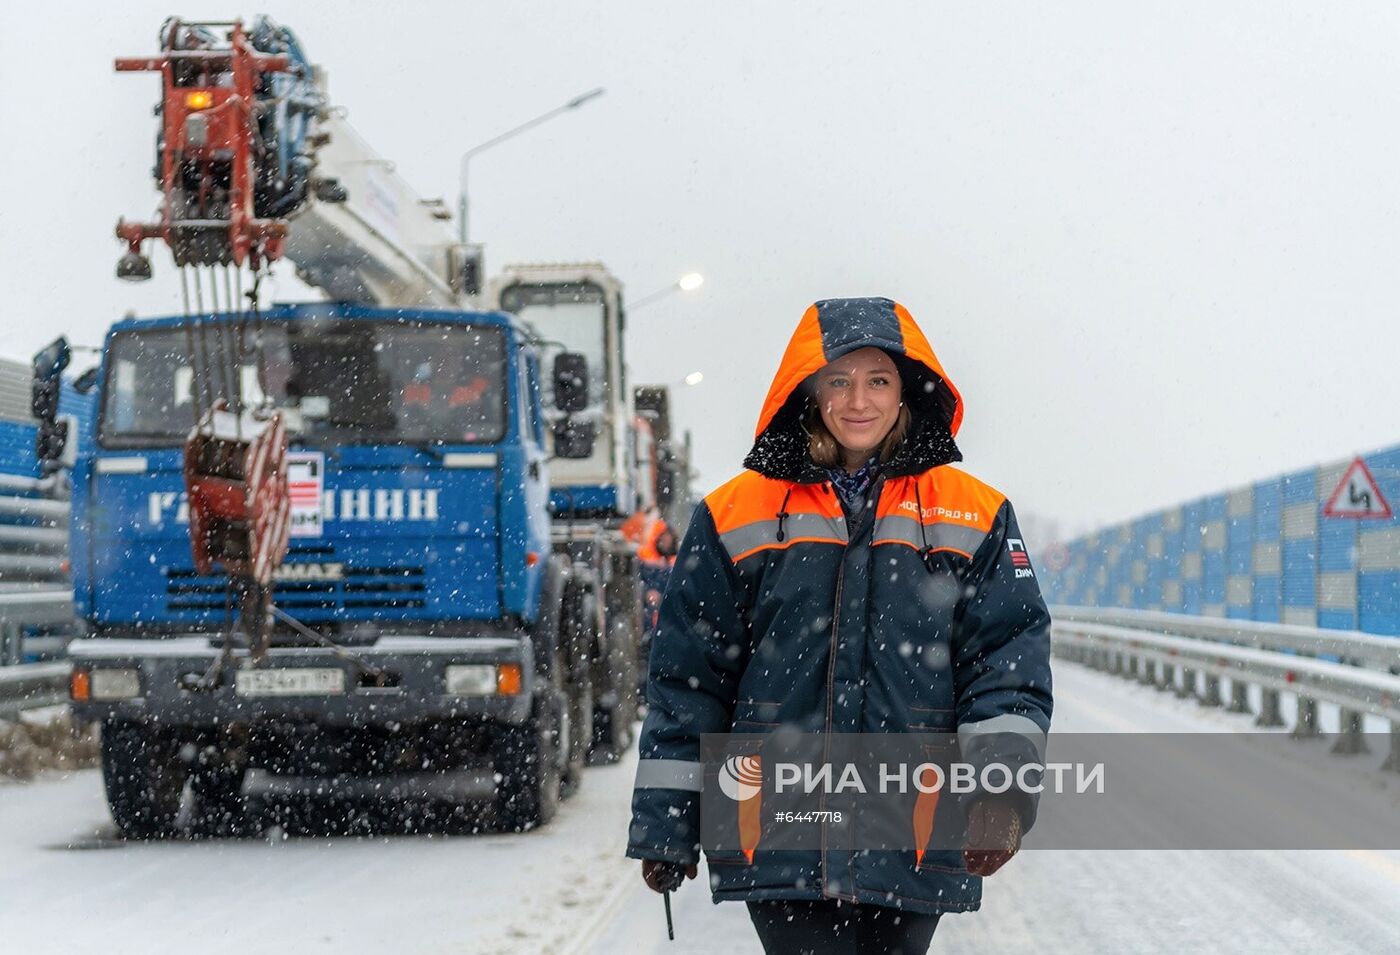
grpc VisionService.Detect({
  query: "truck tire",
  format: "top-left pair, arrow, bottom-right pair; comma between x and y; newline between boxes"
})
100,720 -> 186,839
590,552 -> 640,764
590,605 -> 636,764
492,697 -> 562,832
190,749 -> 250,836
562,669 -> 593,797
590,696 -> 635,765
560,587 -> 595,797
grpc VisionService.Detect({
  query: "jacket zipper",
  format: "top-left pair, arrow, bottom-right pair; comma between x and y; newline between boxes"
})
819,546 -> 845,899
821,474 -> 884,901
823,564 -> 844,737
825,473 -> 883,741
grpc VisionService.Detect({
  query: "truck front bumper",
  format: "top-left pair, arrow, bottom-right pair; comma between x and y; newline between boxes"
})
67,635 -> 535,727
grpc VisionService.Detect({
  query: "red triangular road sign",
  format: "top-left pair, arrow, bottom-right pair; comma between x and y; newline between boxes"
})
1323,457 -> 1393,519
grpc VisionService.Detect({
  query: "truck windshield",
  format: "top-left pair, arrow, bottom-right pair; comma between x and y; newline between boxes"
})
99,320 -> 507,448
499,282 -> 607,406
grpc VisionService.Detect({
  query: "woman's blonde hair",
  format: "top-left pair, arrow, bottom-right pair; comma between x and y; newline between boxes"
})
802,398 -> 911,469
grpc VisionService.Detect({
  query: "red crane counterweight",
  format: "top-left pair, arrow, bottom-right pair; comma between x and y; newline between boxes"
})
183,405 -> 290,587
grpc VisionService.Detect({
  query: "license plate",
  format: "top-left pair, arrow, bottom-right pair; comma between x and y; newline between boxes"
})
235,667 -> 346,697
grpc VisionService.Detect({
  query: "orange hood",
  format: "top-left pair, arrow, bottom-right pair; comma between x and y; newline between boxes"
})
743,297 -> 964,482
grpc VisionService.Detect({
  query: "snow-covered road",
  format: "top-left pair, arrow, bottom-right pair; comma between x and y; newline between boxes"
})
0,750 -> 640,954
589,663 -> 1400,954
3,662 -> 1399,954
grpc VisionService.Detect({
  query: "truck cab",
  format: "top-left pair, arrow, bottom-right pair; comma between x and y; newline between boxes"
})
493,264 -> 631,517
61,303 -> 606,836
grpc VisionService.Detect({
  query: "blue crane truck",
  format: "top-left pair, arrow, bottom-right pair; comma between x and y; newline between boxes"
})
36,16 -> 665,839
42,289 -> 648,837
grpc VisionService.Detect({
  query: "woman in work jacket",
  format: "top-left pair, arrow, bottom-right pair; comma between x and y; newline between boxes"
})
626,297 -> 1053,953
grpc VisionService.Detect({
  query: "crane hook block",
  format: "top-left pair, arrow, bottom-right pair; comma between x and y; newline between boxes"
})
183,404 -> 291,588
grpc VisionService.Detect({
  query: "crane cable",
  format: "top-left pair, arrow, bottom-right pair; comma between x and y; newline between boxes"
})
177,252 -> 268,681
178,267 -> 203,428
180,256 -> 382,684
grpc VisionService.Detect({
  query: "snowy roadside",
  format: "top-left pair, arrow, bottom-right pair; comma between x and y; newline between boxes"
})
0,726 -> 643,955
0,705 -> 98,780
471,740 -> 644,955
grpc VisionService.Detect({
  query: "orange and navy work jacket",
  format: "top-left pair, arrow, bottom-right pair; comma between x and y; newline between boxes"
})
626,297 -> 1053,917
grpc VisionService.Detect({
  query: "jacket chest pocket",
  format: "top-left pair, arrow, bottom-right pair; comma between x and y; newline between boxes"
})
730,697 -> 783,732
906,702 -> 956,732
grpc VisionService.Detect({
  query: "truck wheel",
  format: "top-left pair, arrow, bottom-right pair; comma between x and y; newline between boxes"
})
190,749 -> 250,836
492,698 -> 562,832
591,605 -> 636,764
100,720 -> 186,839
562,670 -> 592,797
590,694 -> 635,765
591,555 -> 640,764
560,589 -> 595,798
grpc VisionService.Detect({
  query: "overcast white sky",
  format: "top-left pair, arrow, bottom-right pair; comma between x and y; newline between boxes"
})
3,2 -> 1399,536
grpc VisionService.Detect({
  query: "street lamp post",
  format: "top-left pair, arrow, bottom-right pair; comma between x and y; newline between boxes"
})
458,87 -> 606,244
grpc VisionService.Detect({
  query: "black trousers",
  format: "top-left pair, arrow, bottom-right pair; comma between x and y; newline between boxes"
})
746,899 -> 941,955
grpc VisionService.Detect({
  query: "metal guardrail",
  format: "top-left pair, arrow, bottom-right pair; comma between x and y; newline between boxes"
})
0,585 -> 73,716
0,661 -> 70,721
1054,606 -> 1400,671
0,468 -> 76,670
0,589 -> 75,718
1050,605 -> 1400,771
0,473 -> 70,581
0,589 -> 75,666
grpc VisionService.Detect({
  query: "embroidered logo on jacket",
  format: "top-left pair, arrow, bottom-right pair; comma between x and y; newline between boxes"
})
897,500 -> 981,525
1008,538 -> 1034,579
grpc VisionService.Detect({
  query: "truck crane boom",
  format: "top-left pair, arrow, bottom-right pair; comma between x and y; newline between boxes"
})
281,113 -> 471,307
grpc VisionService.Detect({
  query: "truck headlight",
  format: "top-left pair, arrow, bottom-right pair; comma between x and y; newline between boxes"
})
445,665 -> 497,695
90,668 -> 143,701
445,664 -> 521,696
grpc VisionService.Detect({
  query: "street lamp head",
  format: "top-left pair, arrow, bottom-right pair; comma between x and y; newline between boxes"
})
567,87 -> 606,109
458,86 -> 606,245
630,272 -> 706,311
684,371 -> 705,386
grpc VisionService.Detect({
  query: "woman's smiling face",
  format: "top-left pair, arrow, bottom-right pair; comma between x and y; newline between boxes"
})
813,347 -> 902,464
